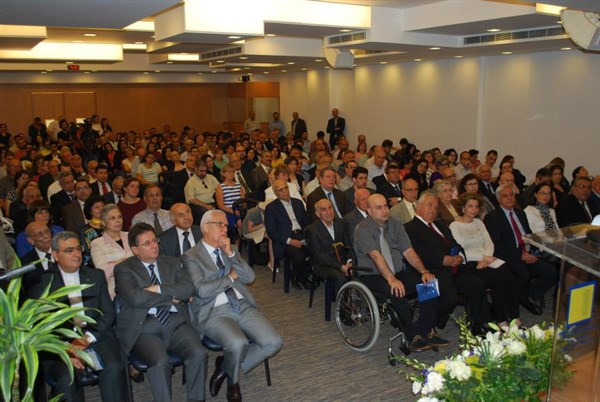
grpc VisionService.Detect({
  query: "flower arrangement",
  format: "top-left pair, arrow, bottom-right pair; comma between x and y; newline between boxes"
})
398,317 -> 575,402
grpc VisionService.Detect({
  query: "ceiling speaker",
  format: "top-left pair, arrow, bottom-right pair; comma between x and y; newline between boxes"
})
561,10 -> 600,51
323,48 -> 354,69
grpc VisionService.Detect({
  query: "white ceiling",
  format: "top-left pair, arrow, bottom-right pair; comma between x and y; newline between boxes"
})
0,0 -> 597,76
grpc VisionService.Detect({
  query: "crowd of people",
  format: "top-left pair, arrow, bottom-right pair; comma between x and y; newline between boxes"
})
0,109 -> 599,401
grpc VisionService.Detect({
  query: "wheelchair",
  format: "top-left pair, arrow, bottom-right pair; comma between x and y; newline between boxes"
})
334,269 -> 437,365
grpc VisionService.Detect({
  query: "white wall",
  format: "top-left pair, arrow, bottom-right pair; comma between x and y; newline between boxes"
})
276,50 -> 600,180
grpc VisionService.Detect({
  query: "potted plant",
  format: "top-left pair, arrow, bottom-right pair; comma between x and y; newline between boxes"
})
0,277 -> 94,402
398,317 -> 575,402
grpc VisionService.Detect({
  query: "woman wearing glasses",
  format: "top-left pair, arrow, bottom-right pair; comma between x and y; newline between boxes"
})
91,204 -> 132,299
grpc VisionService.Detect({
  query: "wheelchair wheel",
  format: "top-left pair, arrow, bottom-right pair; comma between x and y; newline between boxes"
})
335,281 -> 380,352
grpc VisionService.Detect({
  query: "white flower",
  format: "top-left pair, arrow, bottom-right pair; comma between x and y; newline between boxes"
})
447,360 -> 472,381
461,350 -> 471,359
485,330 -> 501,343
564,354 -> 573,363
529,325 -> 546,340
417,398 -> 441,402
422,371 -> 445,395
505,339 -> 526,355
413,381 -> 423,394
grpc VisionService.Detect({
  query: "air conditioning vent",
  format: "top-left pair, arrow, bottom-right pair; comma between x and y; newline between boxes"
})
463,26 -> 566,45
327,31 -> 367,45
200,46 -> 243,61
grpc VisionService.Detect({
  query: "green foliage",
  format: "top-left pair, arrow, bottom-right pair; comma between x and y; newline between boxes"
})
0,277 -> 95,402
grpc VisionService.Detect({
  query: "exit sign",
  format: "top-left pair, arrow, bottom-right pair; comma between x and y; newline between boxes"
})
67,64 -> 80,71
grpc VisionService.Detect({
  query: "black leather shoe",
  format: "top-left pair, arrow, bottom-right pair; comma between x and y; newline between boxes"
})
522,301 -> 543,316
209,356 -> 227,397
227,383 -> 242,402
427,330 -> 450,347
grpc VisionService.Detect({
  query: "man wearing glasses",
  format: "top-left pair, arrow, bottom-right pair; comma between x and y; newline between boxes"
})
183,210 -> 282,402
115,223 -> 207,402
30,231 -> 127,401
556,176 -> 599,226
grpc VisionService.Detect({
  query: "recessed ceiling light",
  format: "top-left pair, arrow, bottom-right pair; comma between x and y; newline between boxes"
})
264,71 -> 269,74
228,36 -> 241,39
429,47 -> 441,50
556,21 -> 562,24
216,60 -> 225,63
315,59 -> 322,62
502,51 -> 512,55
560,47 -> 571,50
239,56 -> 248,60
454,55 -> 463,58
166,61 -> 173,64
248,73 -> 253,76
379,61 -> 387,64
154,70 -> 161,73
91,70 -> 98,72
143,72 -> 149,74
339,29 -> 352,33
41,71 -> 47,74
487,28 -> 501,32
84,71 -> 90,74
83,33 -> 96,37
301,68 -> 307,71
281,70 -> 287,72
414,58 -> 422,62
211,71 -> 217,73
198,72 -> 203,75
73,40 -> 84,43
243,67 -> 250,70
265,34 -> 276,37
324,66 -> 330,69
46,69 -> 52,72
65,61 -> 74,64
287,62 -> 295,65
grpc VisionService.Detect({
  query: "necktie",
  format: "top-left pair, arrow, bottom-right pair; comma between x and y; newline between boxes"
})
214,249 -> 241,313
509,212 -> 525,249
45,252 -> 52,270
379,227 -> 395,274
153,212 -> 163,235
68,193 -> 74,201
393,184 -> 400,196
147,264 -> 171,326
182,231 -> 191,253
327,192 -> 342,217
101,182 -> 108,195
428,223 -> 450,246
581,202 -> 592,222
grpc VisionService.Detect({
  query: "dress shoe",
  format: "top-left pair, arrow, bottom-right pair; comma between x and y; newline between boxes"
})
227,383 -> 243,402
522,301 -> 543,316
427,330 -> 450,347
409,335 -> 433,352
209,355 -> 227,397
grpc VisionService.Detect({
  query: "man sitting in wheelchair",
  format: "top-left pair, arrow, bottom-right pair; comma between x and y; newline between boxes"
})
353,194 -> 449,352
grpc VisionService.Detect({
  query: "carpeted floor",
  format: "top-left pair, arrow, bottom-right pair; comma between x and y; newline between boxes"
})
81,257 -> 552,402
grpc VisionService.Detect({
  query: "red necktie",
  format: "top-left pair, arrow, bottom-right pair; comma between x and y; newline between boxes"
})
102,182 -> 108,195
509,211 -> 525,250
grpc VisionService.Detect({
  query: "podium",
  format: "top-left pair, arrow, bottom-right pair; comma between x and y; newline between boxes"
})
524,225 -> 600,401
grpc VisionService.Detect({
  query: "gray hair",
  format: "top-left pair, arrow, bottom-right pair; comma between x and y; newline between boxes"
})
432,180 -> 451,195
416,190 -> 437,205
58,170 -> 74,184
495,183 -> 516,200
51,231 -> 79,251
200,209 -> 226,231
100,203 -> 121,222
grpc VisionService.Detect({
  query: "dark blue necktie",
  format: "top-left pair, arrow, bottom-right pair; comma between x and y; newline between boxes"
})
148,264 -> 171,326
214,249 -> 240,313
182,231 -> 191,252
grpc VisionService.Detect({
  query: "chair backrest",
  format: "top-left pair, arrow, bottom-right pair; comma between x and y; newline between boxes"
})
232,198 -> 258,223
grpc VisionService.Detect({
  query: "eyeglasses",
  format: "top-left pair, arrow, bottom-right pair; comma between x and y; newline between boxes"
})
136,238 -> 159,248
28,229 -> 51,239
207,221 -> 228,228
58,246 -> 83,253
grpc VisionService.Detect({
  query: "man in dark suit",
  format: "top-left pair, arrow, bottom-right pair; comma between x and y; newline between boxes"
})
90,164 -> 111,196
20,221 -> 54,294
484,184 -> 558,315
372,163 -> 403,207
103,175 -> 124,204
556,176 -> 599,227
306,199 -> 351,294
590,175 -> 600,214
30,231 -> 127,402
159,203 -> 203,257
182,210 -> 282,402
326,108 -> 345,150
10,186 -> 42,234
291,111 -> 307,140
342,188 -> 369,245
172,156 -> 197,203
404,192 -> 490,334
62,178 -> 91,233
306,166 -> 349,222
114,223 -> 207,402
249,149 -> 272,193
477,164 -> 498,208
265,179 -> 312,289
49,171 -> 75,226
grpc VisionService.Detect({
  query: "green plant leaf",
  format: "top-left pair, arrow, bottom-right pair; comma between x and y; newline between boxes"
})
20,343 -> 40,402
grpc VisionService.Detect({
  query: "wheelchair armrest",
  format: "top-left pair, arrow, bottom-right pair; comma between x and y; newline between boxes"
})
348,266 -> 373,278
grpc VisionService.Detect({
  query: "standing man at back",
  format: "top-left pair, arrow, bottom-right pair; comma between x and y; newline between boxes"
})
326,108 -> 345,150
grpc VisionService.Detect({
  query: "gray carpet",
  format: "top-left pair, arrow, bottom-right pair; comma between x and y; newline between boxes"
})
81,258 -> 552,402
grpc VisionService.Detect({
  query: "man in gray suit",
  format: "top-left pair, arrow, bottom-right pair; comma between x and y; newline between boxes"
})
389,178 -> 419,224
182,210 -> 282,402
114,223 -> 207,402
